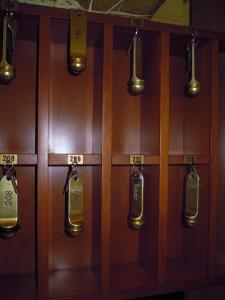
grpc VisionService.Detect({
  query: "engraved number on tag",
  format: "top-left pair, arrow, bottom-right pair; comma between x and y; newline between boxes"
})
184,155 -> 196,164
67,154 -> 83,165
0,154 -> 17,164
130,18 -> 144,29
130,155 -> 144,165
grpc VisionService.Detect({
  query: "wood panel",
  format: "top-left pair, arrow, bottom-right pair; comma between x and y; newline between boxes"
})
158,31 -> 170,285
0,34 -> 37,154
49,19 -> 103,155
101,23 -> 113,291
49,167 -> 94,271
216,51 -> 225,274
0,167 -> 36,275
37,15 -> 50,300
208,40 -> 219,278
169,38 -> 211,156
167,165 -> 210,282
48,166 -> 100,297
110,166 -> 159,288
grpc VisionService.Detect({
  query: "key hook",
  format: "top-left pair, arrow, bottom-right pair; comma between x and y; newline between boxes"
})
126,29 -> 141,55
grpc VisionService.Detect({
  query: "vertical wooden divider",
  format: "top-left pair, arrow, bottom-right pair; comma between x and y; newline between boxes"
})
37,15 -> 50,300
208,39 -> 219,278
158,31 -> 170,285
101,23 -> 113,291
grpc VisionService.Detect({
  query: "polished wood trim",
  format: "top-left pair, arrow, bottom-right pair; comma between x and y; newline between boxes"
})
37,15 -> 50,300
208,40 -> 219,278
101,23 -> 113,291
16,3 -> 225,41
158,31 -> 170,286
112,155 -> 160,165
48,154 -> 101,165
168,155 -> 210,165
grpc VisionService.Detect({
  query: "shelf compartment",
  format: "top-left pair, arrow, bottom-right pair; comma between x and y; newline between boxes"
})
0,166 -> 37,298
110,165 -> 159,290
112,154 -> 160,165
112,27 -> 160,156
169,35 -> 211,156
48,166 -> 101,297
0,15 -> 39,154
48,153 -> 101,165
48,18 -> 103,155
167,165 -> 210,283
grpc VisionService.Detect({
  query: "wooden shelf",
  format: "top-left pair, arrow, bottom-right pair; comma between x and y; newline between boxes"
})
49,269 -> 99,298
48,154 -> 102,165
0,153 -> 37,165
167,258 -> 206,284
112,155 -> 160,165
0,3 -> 222,300
110,264 -> 156,290
168,155 -> 210,165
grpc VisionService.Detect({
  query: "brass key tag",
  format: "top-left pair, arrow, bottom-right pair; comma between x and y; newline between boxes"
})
128,166 -> 144,230
64,165 -> 84,237
69,10 -> 87,75
0,174 -> 19,238
183,165 -> 200,228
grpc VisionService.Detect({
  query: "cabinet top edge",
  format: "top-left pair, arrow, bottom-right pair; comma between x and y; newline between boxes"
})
16,3 -> 225,42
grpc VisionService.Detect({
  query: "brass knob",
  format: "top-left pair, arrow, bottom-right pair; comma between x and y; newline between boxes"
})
69,56 -> 86,75
0,62 -> 15,83
0,223 -> 20,239
130,78 -> 145,95
65,222 -> 83,237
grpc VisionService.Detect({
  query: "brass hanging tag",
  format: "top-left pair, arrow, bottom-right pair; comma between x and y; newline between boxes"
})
0,173 -> 20,238
183,165 -> 200,228
128,166 -> 144,230
64,165 -> 84,237
128,29 -> 145,95
0,9 -> 16,83
69,9 -> 87,75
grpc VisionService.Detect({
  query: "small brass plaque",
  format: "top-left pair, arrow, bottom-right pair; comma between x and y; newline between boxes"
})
129,155 -> 144,165
130,18 -> 144,29
0,154 -> 17,165
184,155 -> 197,164
67,154 -> 84,165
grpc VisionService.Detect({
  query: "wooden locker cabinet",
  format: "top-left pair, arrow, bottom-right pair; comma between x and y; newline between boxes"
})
0,3 -> 224,300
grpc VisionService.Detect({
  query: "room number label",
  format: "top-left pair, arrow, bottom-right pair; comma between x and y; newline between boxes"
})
0,154 -> 17,165
67,154 -> 84,165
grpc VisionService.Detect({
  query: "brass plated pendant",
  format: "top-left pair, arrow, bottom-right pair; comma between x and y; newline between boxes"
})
69,10 -> 87,75
0,165 -> 20,238
183,165 -> 200,228
64,165 -> 84,237
128,166 -> 144,230
0,3 -> 16,83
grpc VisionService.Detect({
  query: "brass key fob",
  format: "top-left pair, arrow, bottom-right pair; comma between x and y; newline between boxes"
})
64,165 -> 84,237
0,165 -> 20,238
128,166 -> 144,230
183,165 -> 200,228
